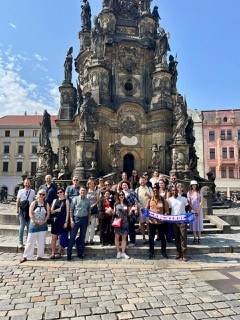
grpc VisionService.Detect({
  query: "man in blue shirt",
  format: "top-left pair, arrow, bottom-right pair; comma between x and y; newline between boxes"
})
67,187 -> 91,260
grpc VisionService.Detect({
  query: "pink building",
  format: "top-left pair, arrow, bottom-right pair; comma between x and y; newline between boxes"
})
202,110 -> 240,197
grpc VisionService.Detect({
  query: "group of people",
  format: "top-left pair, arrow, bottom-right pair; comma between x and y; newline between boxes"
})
16,171 -> 203,263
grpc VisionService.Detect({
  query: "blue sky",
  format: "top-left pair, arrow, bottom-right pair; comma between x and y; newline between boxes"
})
0,0 -> 240,117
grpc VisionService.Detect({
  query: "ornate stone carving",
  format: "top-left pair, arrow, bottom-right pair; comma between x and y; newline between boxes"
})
39,110 -> 52,150
60,146 -> 69,170
116,0 -> 139,19
172,148 -> 188,171
169,54 -> 178,93
150,143 -> 163,170
108,141 -> 121,170
120,76 -> 140,96
117,108 -> 141,137
91,17 -> 104,60
139,19 -> 155,38
119,46 -> 139,73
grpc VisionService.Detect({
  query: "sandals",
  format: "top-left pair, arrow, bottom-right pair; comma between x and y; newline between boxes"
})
55,253 -> 61,259
193,238 -> 197,244
50,254 -> 55,259
198,238 -> 201,244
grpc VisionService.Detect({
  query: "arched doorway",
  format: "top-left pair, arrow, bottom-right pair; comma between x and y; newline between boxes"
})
123,153 -> 134,179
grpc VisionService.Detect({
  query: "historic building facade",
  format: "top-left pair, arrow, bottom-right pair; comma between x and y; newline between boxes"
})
202,109 -> 240,197
56,0 -> 197,180
0,115 -> 58,197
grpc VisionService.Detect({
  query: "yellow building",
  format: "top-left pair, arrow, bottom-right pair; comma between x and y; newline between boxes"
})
0,115 -> 58,197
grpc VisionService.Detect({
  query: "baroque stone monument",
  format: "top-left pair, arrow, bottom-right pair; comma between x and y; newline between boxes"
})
56,0 -> 196,180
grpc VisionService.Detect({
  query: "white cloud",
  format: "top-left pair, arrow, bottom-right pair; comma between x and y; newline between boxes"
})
9,23 -> 17,29
0,46 -> 59,116
33,53 -> 48,62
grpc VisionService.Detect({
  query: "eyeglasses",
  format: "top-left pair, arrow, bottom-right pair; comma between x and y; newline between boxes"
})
57,191 -> 63,194
39,193 -> 45,196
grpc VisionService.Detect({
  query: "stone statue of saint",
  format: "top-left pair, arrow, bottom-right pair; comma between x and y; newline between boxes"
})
150,143 -> 162,167
61,146 -> 69,168
152,6 -> 161,26
63,47 -> 73,84
79,92 -> 98,139
169,54 -> 178,92
81,0 -> 92,31
91,17 -> 104,59
39,109 -> 52,149
173,94 -> 188,143
155,28 -> 170,63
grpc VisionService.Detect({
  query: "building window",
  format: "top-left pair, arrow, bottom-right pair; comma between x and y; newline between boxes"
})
5,130 -> 10,137
17,162 -> 22,172
227,130 -> 232,140
33,130 -> 38,137
18,145 -> 24,154
209,167 -> 216,178
4,145 -> 9,154
221,167 -> 226,178
32,145 -> 37,154
220,130 -> 225,140
223,117 -> 227,122
210,148 -> 215,159
2,162 -> 8,172
222,148 -> 227,159
229,167 -> 234,178
238,130 -> 240,140
209,131 -> 215,141
229,147 -> 234,158
19,130 -> 24,137
31,162 -> 37,175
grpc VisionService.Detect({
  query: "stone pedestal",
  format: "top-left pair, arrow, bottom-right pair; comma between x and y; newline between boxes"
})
74,139 -> 98,180
59,85 -> 77,120
171,143 -> 189,172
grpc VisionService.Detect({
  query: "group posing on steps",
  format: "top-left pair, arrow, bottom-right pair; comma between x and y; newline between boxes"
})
16,171 -> 203,263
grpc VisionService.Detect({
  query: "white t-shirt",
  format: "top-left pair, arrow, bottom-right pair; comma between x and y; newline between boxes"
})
17,188 -> 35,204
168,196 -> 188,215
149,177 -> 158,186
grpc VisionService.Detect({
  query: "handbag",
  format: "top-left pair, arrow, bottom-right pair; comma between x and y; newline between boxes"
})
111,217 -> 123,228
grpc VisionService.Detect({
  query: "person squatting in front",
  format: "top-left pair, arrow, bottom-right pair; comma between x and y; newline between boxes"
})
67,186 -> 91,260
146,185 -> 169,259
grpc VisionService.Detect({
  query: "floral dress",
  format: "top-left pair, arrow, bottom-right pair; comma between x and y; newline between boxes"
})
114,203 -> 129,235
188,191 -> 203,232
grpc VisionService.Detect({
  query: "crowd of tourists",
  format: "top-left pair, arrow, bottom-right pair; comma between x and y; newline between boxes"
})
16,171 -> 204,263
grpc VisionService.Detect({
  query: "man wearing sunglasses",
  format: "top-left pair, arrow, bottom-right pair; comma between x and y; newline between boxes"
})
65,176 -> 80,203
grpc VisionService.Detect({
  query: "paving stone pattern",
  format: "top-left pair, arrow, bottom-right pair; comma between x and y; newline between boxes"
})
0,252 -> 240,319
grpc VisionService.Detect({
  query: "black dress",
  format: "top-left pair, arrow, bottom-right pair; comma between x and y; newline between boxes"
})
51,199 -> 67,236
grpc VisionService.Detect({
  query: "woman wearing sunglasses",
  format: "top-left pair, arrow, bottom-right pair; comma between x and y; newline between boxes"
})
20,189 -> 50,263
114,192 -> 136,259
50,187 -> 70,259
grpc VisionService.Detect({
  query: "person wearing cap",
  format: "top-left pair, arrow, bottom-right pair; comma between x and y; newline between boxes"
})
142,172 -> 152,189
187,180 -> 203,244
168,186 -> 189,262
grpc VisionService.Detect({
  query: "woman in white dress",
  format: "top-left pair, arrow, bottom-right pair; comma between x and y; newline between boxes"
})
187,180 -> 203,244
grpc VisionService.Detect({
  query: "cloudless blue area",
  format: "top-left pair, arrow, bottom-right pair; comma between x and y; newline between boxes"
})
0,0 -> 240,111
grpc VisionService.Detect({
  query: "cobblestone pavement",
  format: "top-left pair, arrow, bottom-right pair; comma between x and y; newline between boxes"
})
0,252 -> 240,320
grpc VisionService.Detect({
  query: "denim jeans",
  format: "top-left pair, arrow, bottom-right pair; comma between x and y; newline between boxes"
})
67,216 -> 88,256
19,211 -> 29,245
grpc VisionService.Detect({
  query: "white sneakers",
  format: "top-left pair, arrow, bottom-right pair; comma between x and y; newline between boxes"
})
116,252 -> 130,259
